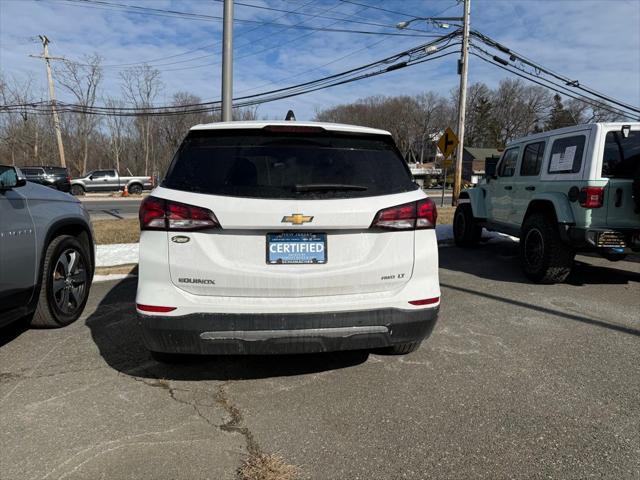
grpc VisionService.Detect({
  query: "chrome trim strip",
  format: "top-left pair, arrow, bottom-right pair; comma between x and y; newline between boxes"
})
200,326 -> 389,341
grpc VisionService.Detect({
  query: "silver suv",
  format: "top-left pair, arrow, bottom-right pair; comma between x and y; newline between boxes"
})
0,165 -> 95,328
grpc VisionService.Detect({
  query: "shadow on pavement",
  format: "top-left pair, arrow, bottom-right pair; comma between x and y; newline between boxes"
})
440,239 -> 640,286
85,278 -> 369,381
440,282 -> 640,337
0,317 -> 30,348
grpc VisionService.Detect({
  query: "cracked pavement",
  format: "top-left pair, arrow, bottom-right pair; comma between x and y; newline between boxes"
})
1,242 -> 639,479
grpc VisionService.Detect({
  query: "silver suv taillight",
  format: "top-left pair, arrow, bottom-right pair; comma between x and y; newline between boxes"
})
139,196 -> 220,231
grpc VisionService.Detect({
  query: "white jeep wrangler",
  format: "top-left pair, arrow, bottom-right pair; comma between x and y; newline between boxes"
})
454,123 -> 640,283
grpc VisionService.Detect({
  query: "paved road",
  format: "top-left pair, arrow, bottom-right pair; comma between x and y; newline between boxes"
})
1,241 -> 639,479
79,197 -> 143,220
80,191 -> 452,221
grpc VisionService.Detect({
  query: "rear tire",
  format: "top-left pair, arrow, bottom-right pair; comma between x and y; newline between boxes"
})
520,213 -> 575,284
71,184 -> 85,196
128,183 -> 143,195
386,341 -> 422,355
453,203 -> 482,247
31,235 -> 92,328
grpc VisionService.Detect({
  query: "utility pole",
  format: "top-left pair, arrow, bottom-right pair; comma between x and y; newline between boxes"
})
452,0 -> 470,206
30,35 -> 66,168
221,0 -> 234,122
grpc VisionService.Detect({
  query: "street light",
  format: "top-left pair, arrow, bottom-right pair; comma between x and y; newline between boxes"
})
395,3 -> 471,207
395,17 -> 462,30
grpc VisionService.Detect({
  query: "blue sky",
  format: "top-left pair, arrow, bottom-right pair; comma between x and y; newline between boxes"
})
1,0 -> 639,120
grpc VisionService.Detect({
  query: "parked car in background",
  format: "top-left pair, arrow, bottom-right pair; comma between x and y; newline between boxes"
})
454,122 -> 640,283
70,169 -> 153,195
136,121 -> 440,361
0,165 -> 94,329
20,165 -> 71,193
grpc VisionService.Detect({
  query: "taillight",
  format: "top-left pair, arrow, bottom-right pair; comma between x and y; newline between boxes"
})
409,297 -> 440,306
136,303 -> 176,313
139,196 -> 220,231
579,186 -> 604,208
371,198 -> 437,230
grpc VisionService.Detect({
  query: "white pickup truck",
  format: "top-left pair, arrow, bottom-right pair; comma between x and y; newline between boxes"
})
70,169 -> 153,195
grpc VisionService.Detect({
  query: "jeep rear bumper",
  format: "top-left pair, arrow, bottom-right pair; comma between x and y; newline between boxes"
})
564,226 -> 640,252
139,307 -> 438,355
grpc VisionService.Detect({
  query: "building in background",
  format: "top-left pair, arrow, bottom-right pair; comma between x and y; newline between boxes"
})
462,147 -> 501,185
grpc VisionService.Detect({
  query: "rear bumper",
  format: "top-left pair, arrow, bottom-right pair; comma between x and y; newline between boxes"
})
565,226 -> 640,252
139,307 -> 438,355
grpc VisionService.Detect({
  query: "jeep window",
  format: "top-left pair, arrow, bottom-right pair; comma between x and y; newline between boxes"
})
497,147 -> 519,177
602,130 -> 640,179
520,142 -> 545,176
548,135 -> 585,174
163,130 -> 417,199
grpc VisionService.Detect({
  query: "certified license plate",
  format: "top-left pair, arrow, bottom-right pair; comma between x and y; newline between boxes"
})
267,232 -> 327,264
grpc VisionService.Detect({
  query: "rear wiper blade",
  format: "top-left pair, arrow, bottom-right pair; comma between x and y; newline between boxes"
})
294,183 -> 368,192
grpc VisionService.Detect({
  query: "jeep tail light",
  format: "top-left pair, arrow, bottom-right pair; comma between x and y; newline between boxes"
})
579,186 -> 604,209
139,196 -> 220,231
371,198 -> 437,230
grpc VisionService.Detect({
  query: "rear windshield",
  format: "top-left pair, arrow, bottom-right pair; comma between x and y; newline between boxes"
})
162,129 -> 417,199
602,130 -> 640,179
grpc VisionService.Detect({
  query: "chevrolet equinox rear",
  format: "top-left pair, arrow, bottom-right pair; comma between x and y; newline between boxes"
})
136,121 -> 440,358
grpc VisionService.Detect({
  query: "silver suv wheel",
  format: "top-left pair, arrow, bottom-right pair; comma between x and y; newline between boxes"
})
52,248 -> 88,316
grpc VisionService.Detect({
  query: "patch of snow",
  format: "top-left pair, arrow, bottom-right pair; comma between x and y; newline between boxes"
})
436,225 -> 518,246
436,225 -> 454,242
92,273 -> 137,283
95,243 -> 139,267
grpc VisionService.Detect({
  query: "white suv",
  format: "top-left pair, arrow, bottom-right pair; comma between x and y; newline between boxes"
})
136,121 -> 440,359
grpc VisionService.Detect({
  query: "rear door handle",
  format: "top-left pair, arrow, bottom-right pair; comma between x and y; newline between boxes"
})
525,186 -> 536,191
504,186 -> 512,190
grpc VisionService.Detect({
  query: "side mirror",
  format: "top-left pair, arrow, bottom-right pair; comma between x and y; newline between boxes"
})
0,165 -> 27,190
485,159 -> 498,181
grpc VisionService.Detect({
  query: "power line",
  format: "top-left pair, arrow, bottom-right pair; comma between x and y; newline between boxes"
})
337,0 -> 461,19
3,33 -> 460,116
235,36 -> 391,95
56,0 -> 443,37
158,2 -> 374,73
470,47 -> 639,121
336,0 -> 415,17
470,30 -> 640,114
66,0 -> 340,68
212,0 -> 426,32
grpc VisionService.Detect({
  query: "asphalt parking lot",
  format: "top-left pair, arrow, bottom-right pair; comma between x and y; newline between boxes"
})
1,239 -> 639,480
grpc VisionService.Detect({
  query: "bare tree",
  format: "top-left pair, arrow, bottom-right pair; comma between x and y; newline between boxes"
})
55,55 -> 103,175
120,65 -> 162,175
103,97 -> 130,172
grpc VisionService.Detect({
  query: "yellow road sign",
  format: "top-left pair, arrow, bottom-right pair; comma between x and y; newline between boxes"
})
437,127 -> 459,159
443,158 -> 453,168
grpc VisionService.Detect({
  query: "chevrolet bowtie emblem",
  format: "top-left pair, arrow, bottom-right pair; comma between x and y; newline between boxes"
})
282,213 -> 314,225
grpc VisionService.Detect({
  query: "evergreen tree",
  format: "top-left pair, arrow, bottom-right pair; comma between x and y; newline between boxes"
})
545,94 -> 576,130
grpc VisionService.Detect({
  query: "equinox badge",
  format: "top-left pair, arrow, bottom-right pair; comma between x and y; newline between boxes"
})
282,213 -> 313,225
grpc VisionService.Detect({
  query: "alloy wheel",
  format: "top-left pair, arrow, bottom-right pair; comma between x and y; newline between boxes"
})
52,248 -> 87,315
524,228 -> 544,269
